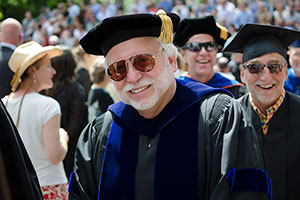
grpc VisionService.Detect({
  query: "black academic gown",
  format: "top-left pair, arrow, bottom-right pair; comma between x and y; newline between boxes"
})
239,92 -> 300,200
0,99 -> 43,199
69,80 -> 270,200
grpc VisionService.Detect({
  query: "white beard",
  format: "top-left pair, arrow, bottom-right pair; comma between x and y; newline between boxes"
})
114,65 -> 174,111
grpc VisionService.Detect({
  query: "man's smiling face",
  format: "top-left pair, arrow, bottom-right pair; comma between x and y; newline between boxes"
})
241,52 -> 288,111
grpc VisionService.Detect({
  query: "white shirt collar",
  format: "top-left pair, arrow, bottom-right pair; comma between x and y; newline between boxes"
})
0,42 -> 17,50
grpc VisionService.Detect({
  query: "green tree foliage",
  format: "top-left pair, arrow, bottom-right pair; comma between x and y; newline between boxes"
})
0,0 -> 126,22
1,0 -> 48,21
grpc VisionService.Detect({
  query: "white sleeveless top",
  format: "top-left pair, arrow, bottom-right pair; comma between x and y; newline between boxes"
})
2,93 -> 68,186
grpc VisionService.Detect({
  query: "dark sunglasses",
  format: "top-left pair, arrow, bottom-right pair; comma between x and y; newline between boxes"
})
243,63 -> 285,74
182,42 -> 217,52
106,48 -> 163,81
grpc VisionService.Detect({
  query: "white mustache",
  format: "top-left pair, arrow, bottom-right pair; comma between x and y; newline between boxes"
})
123,79 -> 155,92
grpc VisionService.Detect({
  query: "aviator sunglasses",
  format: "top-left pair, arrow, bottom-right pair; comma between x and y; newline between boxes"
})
243,63 -> 285,74
182,42 -> 217,52
106,48 -> 164,81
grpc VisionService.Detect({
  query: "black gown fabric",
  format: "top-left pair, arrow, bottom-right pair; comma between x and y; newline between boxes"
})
0,99 -> 43,199
239,92 -> 300,200
70,80 -> 270,200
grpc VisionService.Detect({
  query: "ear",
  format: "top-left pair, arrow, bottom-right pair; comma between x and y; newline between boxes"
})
18,33 -> 24,46
179,49 -> 189,64
28,66 -> 36,74
179,48 -> 185,58
168,55 -> 178,72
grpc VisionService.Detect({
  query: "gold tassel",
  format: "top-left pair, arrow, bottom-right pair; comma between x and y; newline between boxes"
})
156,9 -> 173,44
216,23 -> 228,40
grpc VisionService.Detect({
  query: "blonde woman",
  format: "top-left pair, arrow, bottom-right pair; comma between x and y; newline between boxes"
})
2,41 -> 69,200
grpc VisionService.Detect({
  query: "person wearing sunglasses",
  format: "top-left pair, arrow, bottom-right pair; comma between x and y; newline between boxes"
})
69,10 -> 271,200
173,15 -> 246,98
224,23 -> 300,200
284,38 -> 300,95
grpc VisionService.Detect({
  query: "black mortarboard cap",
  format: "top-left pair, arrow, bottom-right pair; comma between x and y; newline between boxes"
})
79,10 -> 180,56
223,23 -> 300,63
173,15 -> 231,48
290,38 -> 300,48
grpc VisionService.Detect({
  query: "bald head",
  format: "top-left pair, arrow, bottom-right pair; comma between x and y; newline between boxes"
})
0,18 -> 23,46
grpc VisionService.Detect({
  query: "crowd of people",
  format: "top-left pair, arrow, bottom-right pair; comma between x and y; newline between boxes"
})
19,0 -> 300,49
1,0 -> 300,200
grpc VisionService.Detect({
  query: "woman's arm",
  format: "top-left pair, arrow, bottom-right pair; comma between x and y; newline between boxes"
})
43,114 -> 69,165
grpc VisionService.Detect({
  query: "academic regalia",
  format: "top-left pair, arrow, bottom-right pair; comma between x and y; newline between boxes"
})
238,92 -> 300,200
223,23 -> 300,63
69,79 -> 271,200
173,16 -> 246,99
71,11 -> 271,200
0,99 -> 43,199
178,73 -> 245,98
224,23 -> 300,200
285,65 -> 300,95
173,16 -> 231,48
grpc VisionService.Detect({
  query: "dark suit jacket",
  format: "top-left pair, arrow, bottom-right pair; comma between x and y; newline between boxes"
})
0,46 -> 15,98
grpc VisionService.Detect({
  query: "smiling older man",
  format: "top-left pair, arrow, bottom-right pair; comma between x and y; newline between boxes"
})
224,23 -> 300,200
69,11 -> 271,200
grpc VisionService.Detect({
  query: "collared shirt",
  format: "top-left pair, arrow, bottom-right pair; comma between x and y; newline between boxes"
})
250,90 -> 286,135
0,42 -> 16,50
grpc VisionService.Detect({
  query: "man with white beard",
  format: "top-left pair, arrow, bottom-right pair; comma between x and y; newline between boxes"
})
69,10 -> 271,200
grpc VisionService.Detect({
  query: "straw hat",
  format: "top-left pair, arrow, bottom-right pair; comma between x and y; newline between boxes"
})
9,41 -> 63,92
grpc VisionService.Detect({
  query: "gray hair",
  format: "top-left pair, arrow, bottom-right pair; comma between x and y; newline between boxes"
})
157,39 -> 178,58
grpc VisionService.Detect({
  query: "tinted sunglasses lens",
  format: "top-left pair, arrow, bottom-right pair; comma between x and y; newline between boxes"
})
246,64 -> 262,74
268,64 -> 282,73
185,42 -> 216,52
107,60 -> 127,81
184,43 -> 201,52
245,63 -> 284,74
205,42 -> 216,51
107,54 -> 156,81
132,54 -> 155,72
